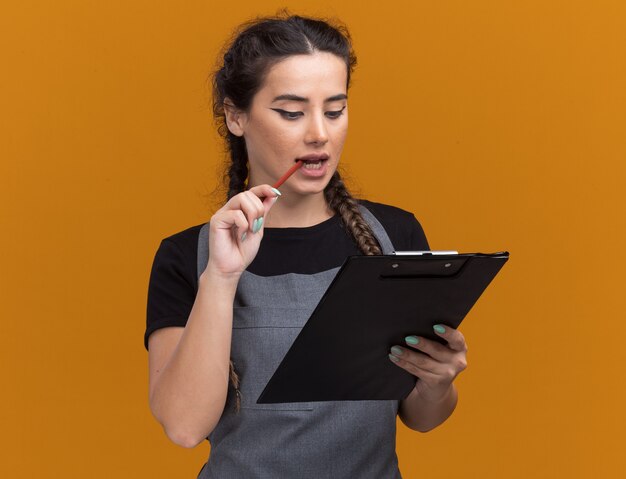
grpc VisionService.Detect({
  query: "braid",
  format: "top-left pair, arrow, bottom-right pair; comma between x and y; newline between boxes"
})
211,12 -> 361,415
224,133 -> 247,413
226,134 -> 249,200
228,360 -> 241,413
324,172 -> 382,256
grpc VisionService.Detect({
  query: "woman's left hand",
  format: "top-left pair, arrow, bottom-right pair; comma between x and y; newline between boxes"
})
389,324 -> 468,403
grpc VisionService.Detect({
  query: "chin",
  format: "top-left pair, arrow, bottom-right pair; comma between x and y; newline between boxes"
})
288,186 -> 328,197
295,177 -> 335,196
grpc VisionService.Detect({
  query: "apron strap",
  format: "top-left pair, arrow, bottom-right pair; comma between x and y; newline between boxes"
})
196,204 -> 395,279
357,204 -> 395,255
197,222 -> 210,280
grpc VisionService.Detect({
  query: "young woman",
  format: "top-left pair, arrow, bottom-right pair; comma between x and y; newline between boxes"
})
145,14 -> 468,478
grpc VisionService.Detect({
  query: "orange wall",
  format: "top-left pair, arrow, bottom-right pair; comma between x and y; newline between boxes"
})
1,1 -> 625,477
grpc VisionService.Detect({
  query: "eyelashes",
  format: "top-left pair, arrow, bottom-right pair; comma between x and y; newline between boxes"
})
326,106 -> 346,119
270,106 -> 346,121
270,109 -> 303,120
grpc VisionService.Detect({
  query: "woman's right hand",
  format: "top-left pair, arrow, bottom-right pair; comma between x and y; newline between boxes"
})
205,184 -> 281,278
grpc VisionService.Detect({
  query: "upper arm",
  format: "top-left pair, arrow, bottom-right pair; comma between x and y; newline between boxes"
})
145,237 -> 197,401
145,238 -> 197,348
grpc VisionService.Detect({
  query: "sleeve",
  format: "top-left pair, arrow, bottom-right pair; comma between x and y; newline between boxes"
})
407,213 -> 430,251
144,238 -> 197,351
357,199 -> 430,252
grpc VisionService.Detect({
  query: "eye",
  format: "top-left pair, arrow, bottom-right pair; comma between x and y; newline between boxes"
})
270,108 -> 303,120
325,106 -> 346,119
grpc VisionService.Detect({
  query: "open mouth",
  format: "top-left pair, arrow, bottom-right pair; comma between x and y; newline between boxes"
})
296,154 -> 330,171
301,159 -> 327,170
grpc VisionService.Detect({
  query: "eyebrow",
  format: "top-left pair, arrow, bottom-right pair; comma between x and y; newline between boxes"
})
271,93 -> 348,103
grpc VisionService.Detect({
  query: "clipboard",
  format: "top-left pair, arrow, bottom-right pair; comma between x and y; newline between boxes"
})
257,251 -> 509,404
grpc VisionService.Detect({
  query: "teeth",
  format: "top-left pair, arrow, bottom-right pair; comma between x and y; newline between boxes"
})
304,161 -> 323,170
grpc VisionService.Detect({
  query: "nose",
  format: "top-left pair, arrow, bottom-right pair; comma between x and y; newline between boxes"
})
304,112 -> 329,146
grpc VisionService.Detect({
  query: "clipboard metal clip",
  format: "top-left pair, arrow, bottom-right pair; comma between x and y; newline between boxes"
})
392,250 -> 459,256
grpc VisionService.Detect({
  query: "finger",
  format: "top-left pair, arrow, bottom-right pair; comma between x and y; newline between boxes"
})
242,190 -> 266,218
412,369 -> 440,385
398,336 -> 468,378
389,346 -> 441,374
432,324 -> 467,353
238,191 -> 266,234
403,335 -> 454,363
211,209 -> 249,241
395,363 -> 440,384
389,348 -> 459,382
247,184 -> 282,214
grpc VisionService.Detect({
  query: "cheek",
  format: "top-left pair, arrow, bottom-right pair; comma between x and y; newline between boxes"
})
331,123 -> 349,147
267,127 -> 299,153
250,119 -> 300,155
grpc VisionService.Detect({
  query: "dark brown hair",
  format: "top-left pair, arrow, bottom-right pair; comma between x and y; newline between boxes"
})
211,12 -> 382,412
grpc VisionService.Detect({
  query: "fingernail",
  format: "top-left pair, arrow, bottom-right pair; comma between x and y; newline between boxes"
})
241,232 -> 247,242
271,187 -> 282,197
405,336 -> 419,345
390,346 -> 404,357
434,324 -> 446,334
252,217 -> 263,233
388,354 -> 400,363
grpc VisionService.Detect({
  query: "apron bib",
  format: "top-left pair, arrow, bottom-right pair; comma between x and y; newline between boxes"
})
196,205 -> 402,479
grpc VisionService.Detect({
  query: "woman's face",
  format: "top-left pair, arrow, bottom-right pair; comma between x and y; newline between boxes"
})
229,51 -> 349,196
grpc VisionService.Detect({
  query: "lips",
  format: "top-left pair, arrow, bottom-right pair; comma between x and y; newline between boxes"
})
296,153 -> 330,163
296,153 -> 330,178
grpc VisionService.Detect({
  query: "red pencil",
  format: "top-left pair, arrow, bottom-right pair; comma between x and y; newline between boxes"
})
272,160 -> 304,189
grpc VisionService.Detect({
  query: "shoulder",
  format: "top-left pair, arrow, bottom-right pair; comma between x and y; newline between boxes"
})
149,222 -> 206,288
356,199 -> 429,251
357,199 -> 417,223
145,222 -> 206,351
159,222 -> 205,256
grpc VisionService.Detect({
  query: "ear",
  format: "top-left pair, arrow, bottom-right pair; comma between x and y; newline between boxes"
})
223,98 -> 246,137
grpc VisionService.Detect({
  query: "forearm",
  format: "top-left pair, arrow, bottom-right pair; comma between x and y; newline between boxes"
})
149,270 -> 239,446
398,383 -> 458,433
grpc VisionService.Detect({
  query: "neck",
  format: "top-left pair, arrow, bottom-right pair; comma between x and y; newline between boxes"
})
263,191 -> 334,228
